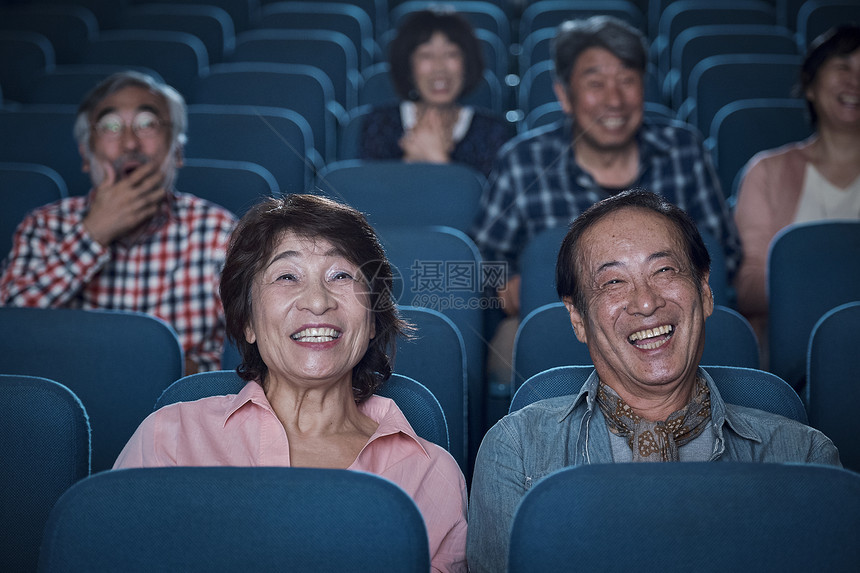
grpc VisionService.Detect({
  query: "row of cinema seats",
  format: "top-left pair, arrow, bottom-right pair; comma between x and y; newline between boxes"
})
4,298 -> 860,571
2,0 -> 846,85
2,155 -> 859,466
0,59 -> 818,205
2,0 -> 857,197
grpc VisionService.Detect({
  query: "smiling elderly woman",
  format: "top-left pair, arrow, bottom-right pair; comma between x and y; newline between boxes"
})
359,8 -> 511,177
114,194 -> 468,572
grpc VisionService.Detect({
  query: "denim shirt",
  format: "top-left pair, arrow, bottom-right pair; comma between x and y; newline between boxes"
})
466,368 -> 841,573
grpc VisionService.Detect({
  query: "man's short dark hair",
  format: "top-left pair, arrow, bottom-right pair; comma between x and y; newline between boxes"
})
556,189 -> 711,316
388,7 -> 485,101
551,15 -> 648,87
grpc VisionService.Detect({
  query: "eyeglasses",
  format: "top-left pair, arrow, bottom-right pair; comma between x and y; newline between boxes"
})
92,111 -> 170,140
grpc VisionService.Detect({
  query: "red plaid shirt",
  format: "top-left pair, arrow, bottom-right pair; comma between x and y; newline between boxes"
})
0,190 -> 236,371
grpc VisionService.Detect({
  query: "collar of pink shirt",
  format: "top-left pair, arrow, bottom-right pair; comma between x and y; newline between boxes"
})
222,381 -> 433,464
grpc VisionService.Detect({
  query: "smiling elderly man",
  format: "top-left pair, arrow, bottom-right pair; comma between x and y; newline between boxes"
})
466,189 -> 840,573
0,71 -> 236,373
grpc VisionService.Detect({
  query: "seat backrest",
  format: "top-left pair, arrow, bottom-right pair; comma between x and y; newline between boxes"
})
807,301 -> 860,472
119,4 -> 235,63
373,225 -> 486,464
139,0 -> 260,33
475,28 -> 508,91
669,24 -> 799,108
0,162 -> 67,260
178,157 -> 278,217
776,0 -> 807,30
192,62 -> 336,163
655,0 -> 776,80
518,60 -> 555,116
703,305 -> 760,369
23,64 -> 165,105
316,160 -> 485,232
0,104 -> 90,195
797,0 -> 860,51
511,302 -> 588,390
50,0 -> 123,29
397,306 -> 468,469
0,30 -> 55,103
511,304 -> 761,393
39,467 -> 430,572
0,4 -> 97,65
711,98 -> 811,200
231,29 -> 359,113
518,27 -> 555,76
82,30 -> 209,98
389,0 -> 510,46
699,227 -> 730,306
510,364 -> 807,423
521,101 -> 564,133
359,62 -> 400,107
338,104 -> 373,161
519,0 -> 645,41
685,53 -> 802,135
0,374 -> 90,573
768,221 -> 860,391
185,103 -> 315,193
0,307 -> 184,473
155,370 -> 450,452
518,225 -> 568,319
509,463 -> 860,572
258,1 -> 375,70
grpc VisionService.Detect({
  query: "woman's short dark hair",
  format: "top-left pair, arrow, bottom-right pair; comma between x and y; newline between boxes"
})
388,7 -> 484,101
798,24 -> 860,129
556,189 -> 711,317
552,15 -> 647,87
220,194 -> 411,402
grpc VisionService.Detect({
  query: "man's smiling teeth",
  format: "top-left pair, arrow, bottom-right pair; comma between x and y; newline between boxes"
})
291,327 -> 340,342
839,94 -> 859,106
628,325 -> 674,350
601,117 -> 625,129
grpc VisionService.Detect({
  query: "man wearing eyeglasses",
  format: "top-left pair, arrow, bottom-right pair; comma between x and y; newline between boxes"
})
0,71 -> 236,374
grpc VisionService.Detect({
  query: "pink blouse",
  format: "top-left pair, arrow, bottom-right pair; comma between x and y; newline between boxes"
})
115,381 -> 468,572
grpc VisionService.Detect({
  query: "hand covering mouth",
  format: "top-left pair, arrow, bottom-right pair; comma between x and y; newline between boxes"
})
628,324 -> 674,350
290,327 -> 342,342
115,153 -> 150,179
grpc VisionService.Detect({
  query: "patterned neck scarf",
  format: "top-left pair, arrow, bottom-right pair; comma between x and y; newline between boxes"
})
596,377 -> 712,462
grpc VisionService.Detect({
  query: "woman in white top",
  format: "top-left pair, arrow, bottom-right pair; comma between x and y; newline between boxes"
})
734,24 -> 860,347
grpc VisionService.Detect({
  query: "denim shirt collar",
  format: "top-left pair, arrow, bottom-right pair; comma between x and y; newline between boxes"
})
564,367 -> 764,462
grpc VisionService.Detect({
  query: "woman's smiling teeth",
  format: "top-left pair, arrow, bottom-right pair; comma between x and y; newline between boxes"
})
628,324 -> 674,350
291,327 -> 341,342
600,116 -> 625,129
839,93 -> 859,107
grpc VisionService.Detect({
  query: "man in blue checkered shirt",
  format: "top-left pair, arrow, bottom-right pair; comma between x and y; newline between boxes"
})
471,16 -> 740,318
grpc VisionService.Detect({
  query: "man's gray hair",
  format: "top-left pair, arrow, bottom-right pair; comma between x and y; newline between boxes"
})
551,15 -> 648,86
73,71 -> 187,151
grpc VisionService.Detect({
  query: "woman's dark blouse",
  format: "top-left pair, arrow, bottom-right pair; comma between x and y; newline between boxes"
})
359,104 -> 513,178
